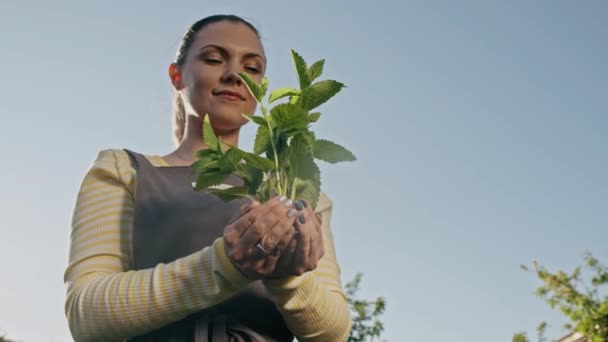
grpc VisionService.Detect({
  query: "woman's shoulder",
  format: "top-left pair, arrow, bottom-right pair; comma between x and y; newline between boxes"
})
91,148 -> 166,168
91,148 -> 131,165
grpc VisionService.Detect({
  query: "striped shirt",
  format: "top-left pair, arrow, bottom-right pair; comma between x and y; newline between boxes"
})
64,149 -> 351,341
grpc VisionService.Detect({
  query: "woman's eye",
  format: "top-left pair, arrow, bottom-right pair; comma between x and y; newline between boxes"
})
245,66 -> 260,73
204,58 -> 222,64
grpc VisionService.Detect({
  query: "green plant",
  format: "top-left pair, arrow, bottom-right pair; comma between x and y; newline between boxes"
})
346,273 -> 387,342
192,50 -> 356,208
516,252 -> 608,342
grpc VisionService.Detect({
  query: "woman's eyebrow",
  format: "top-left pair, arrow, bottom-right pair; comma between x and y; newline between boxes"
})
199,44 -> 265,63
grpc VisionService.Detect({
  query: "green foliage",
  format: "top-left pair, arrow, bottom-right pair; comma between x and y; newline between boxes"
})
298,80 -> 345,111
0,333 -> 16,342
346,273 -> 387,342
517,252 -> 608,342
291,49 -> 311,89
307,59 -> 325,83
314,139 -> 357,164
239,72 -> 267,102
513,332 -> 531,342
193,50 -> 356,209
269,87 -> 300,104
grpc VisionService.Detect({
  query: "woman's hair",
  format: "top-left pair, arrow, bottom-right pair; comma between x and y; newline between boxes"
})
171,15 -> 261,145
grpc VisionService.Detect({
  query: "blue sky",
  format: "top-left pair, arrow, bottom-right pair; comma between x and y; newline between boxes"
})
0,1 -> 606,341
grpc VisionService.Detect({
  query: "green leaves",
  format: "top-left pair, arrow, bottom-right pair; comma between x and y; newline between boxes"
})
308,112 -> 321,123
269,88 -> 300,104
345,273 -> 387,342
270,104 -> 309,132
314,139 -> 357,164
308,59 -> 325,82
238,72 -> 268,102
240,150 -> 275,172
291,50 -> 311,89
210,186 -> 249,201
254,125 -> 271,155
243,114 -> 267,126
194,169 -> 232,191
519,253 -> 608,341
287,134 -> 321,207
203,115 -> 219,150
299,80 -> 345,111
193,49 -> 356,209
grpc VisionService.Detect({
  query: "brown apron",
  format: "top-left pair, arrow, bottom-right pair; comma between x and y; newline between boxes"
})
125,150 -> 294,342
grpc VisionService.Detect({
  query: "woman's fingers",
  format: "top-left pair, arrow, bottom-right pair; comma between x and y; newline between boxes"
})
289,204 -> 324,275
237,196 -> 286,245
256,206 -> 298,255
223,197 -> 326,280
292,212 -> 312,276
275,237 -> 298,276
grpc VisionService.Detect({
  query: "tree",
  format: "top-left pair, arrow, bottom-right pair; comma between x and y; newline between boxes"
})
346,272 -> 387,342
0,334 -> 15,342
515,252 -> 608,342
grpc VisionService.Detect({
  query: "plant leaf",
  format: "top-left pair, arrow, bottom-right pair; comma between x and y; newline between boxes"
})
210,186 -> 249,201
308,112 -> 321,123
260,77 -> 269,97
291,50 -> 311,89
313,139 -> 356,164
238,72 -> 263,102
192,149 -> 219,172
241,164 -> 264,194
288,134 -> 321,207
240,150 -> 275,171
254,125 -> 271,155
203,115 -> 219,150
270,103 -> 309,132
220,148 -> 242,171
243,114 -> 267,126
299,80 -> 345,111
307,59 -> 325,82
292,177 -> 320,209
269,87 -> 300,104
194,169 -> 233,191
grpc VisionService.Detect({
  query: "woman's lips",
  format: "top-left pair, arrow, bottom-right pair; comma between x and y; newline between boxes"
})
214,90 -> 245,101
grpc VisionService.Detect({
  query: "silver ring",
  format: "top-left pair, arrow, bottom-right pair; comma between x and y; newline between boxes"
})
256,242 -> 271,256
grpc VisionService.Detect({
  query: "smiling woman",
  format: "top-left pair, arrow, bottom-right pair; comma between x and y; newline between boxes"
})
63,14 -> 351,342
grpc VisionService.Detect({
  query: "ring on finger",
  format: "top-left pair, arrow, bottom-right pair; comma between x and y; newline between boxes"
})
256,242 -> 271,256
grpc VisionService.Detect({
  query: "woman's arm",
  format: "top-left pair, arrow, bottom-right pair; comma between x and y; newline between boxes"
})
64,149 -> 251,341
263,194 -> 352,342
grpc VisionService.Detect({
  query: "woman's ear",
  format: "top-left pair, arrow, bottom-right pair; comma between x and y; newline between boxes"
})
169,63 -> 184,90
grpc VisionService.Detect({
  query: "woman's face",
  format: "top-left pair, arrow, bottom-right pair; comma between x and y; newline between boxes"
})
176,21 -> 265,134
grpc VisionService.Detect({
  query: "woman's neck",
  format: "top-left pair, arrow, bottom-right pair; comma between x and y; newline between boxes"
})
167,115 -> 241,165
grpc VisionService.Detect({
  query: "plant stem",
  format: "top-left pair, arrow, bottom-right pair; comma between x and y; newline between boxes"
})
260,104 -> 283,195
290,177 -> 297,200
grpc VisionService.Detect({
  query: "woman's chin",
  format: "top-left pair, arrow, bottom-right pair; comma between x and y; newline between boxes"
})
204,112 -> 249,132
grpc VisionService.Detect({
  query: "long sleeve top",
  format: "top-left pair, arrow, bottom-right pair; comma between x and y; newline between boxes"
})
64,149 -> 351,341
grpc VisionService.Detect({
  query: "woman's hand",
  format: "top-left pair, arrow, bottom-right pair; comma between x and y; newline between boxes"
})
223,196 -> 298,280
271,199 -> 325,278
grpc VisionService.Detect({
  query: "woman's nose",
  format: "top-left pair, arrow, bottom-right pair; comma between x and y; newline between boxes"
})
221,62 -> 243,85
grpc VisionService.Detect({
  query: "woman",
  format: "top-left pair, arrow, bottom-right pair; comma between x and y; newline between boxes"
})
64,14 -> 351,341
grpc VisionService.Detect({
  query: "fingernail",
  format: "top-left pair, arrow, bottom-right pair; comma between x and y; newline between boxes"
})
295,201 -> 304,211
298,213 -> 306,224
287,208 -> 297,218
283,199 -> 293,207
300,199 -> 308,208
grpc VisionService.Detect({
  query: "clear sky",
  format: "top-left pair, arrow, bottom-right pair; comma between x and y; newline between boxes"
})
0,1 -> 606,341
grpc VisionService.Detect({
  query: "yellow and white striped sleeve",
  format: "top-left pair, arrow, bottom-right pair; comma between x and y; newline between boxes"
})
64,149 -> 250,341
263,194 -> 352,342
